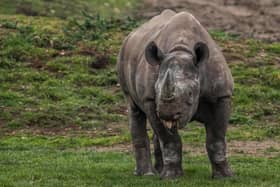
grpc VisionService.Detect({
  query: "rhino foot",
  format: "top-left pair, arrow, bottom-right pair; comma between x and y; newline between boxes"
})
154,161 -> 163,174
134,168 -> 156,176
211,161 -> 234,179
160,165 -> 183,179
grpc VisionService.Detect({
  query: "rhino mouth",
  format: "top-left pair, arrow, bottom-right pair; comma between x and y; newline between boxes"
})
162,120 -> 179,134
162,120 -> 178,129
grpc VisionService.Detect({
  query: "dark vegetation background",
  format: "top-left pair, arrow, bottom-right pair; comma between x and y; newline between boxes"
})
0,0 -> 279,186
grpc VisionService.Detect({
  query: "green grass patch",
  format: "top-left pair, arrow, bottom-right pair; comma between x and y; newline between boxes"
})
0,14 -> 280,186
0,134 -> 131,150
181,123 -> 280,144
210,30 -> 240,41
264,43 -> 280,54
0,2 -> 139,131
0,0 -> 138,18
1,15 -> 279,145
0,148 -> 280,186
229,63 -> 280,126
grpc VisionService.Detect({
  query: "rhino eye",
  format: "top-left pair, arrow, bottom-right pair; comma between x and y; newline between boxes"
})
186,100 -> 193,106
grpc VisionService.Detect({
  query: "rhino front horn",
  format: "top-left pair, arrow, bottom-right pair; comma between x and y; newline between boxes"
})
161,70 -> 175,101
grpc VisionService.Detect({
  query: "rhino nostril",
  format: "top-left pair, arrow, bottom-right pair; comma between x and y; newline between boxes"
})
174,112 -> 181,120
188,91 -> 193,97
161,95 -> 175,102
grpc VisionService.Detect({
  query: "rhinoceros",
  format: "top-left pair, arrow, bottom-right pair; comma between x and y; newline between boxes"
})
117,9 -> 234,179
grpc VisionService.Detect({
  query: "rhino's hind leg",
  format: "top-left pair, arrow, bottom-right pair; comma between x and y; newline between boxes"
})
203,97 -> 234,178
153,134 -> 163,173
129,102 -> 154,176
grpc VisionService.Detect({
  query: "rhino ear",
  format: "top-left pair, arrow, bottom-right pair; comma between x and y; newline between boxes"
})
145,41 -> 165,66
194,42 -> 209,66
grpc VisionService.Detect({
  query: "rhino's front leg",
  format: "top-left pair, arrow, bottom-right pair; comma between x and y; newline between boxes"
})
203,97 -> 234,178
145,102 -> 183,179
129,102 -> 154,176
159,131 -> 183,179
153,134 -> 163,173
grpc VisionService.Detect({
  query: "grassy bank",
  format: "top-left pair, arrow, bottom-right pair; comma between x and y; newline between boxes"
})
0,0 -> 137,18
0,1 -> 139,135
0,1 -> 280,186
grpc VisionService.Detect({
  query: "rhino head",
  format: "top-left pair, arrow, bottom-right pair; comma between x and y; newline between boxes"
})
145,41 -> 209,131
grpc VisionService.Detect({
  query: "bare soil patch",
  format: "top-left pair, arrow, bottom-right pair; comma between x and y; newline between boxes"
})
228,140 -> 280,157
92,140 -> 280,157
141,0 -> 280,41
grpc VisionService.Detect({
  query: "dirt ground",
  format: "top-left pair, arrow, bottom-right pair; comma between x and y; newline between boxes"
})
92,140 -> 280,157
142,0 -> 280,42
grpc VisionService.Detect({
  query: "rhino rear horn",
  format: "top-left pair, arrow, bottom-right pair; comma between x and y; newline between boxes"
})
145,41 -> 165,66
194,42 -> 209,66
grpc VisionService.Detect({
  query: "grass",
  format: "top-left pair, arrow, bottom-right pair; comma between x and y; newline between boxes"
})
0,148 -> 280,187
0,12 -> 279,138
0,3 -> 140,131
0,134 -> 131,150
0,0 -> 137,18
0,1 -> 280,186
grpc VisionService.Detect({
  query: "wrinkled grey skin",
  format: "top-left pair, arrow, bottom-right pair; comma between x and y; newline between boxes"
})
117,9 -> 234,179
